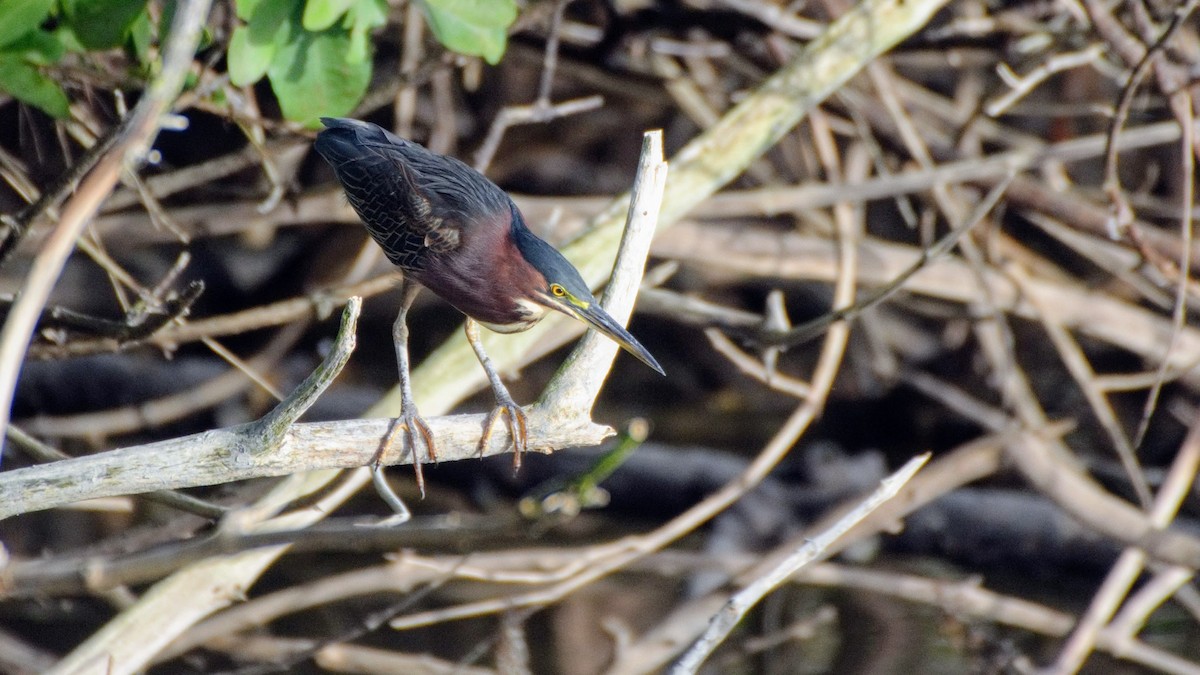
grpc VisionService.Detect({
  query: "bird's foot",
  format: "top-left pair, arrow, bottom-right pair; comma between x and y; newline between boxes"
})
479,394 -> 529,473
373,405 -> 437,509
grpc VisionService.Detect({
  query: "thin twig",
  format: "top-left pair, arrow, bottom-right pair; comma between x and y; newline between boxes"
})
1048,409 -> 1200,673
765,176 -> 1012,348
1100,0 -> 1200,237
985,45 -> 1105,117
25,274 -> 398,359
472,96 -> 604,173
1130,77 -> 1199,453
1008,265 -> 1152,507
0,127 -> 120,263
672,453 -> 929,673
651,221 -> 1200,389
19,323 -> 301,439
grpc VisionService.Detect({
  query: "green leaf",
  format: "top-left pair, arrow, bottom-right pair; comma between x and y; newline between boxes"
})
228,0 -> 296,86
61,0 -> 149,50
228,27 -> 264,85
0,52 -> 69,117
0,0 -> 55,49
233,0 -> 262,21
418,0 -> 515,65
267,24 -> 370,127
302,0 -> 354,31
128,11 -> 152,64
343,0 -> 386,63
52,23 -> 86,53
4,29 -> 64,65
299,0 -> 386,62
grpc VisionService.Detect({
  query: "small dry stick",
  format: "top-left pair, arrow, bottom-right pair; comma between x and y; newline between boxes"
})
1047,410 -> 1200,674
671,453 -> 930,673
765,176 -> 1012,349
1101,0 -> 1200,238
26,274 -> 398,359
472,0 -> 601,172
985,45 -> 1105,117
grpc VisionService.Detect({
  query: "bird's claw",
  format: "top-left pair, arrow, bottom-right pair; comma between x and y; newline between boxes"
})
479,402 -> 529,473
375,407 -> 437,503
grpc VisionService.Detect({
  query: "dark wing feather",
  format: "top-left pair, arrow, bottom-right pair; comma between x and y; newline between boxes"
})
314,118 -> 509,272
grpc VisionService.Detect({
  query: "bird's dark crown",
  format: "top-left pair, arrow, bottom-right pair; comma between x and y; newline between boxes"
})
509,207 -> 596,304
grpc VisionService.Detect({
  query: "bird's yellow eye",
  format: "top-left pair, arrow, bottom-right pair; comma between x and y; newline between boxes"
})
551,284 -> 566,297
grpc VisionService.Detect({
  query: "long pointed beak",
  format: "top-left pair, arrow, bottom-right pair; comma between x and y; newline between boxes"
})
573,303 -> 665,375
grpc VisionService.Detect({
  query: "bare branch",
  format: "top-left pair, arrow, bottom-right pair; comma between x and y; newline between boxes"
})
0,0 -> 214,458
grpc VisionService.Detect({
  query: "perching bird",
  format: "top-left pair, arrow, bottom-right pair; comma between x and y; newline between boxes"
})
314,117 -> 662,499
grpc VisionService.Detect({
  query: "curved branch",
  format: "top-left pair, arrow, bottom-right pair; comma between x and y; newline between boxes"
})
0,0 -> 214,459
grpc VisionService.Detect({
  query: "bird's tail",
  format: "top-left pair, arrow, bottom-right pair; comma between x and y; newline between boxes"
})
313,117 -> 385,166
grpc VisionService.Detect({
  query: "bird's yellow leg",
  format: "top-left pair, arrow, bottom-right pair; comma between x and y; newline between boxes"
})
371,279 -> 437,514
465,318 -> 529,471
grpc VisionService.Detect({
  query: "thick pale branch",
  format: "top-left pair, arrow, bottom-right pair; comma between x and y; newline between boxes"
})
0,411 -> 610,521
0,297 -> 344,519
538,130 -> 667,412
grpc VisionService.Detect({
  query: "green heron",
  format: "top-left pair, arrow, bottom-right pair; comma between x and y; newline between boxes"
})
314,117 -> 662,497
